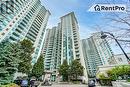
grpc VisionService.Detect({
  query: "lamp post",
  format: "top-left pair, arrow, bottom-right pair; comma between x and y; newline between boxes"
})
100,31 -> 130,63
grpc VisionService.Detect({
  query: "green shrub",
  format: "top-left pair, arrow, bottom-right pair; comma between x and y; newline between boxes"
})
106,65 -> 130,80
1,83 -> 20,87
127,79 -> 130,82
97,65 -> 130,86
99,79 -> 112,86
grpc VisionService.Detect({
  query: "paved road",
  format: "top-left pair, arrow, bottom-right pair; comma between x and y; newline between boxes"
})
39,84 -> 87,87
39,84 -> 112,87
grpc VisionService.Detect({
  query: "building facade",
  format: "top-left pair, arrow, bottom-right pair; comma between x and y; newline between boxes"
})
92,32 -> 114,65
43,12 -> 88,82
42,27 -> 61,81
109,53 -> 130,65
0,0 -> 50,64
81,38 -> 102,77
81,32 -> 113,77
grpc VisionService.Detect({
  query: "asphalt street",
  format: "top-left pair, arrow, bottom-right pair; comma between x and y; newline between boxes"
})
39,84 -> 87,87
39,84 -> 112,87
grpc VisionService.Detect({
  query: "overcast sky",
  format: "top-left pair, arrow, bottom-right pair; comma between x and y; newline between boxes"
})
41,0 -> 130,54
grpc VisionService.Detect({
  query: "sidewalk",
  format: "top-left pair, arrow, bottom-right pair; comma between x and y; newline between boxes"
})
96,86 -> 112,87
96,83 -> 113,87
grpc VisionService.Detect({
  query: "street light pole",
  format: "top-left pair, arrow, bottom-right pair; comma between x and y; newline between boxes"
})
101,31 -> 130,63
114,37 -> 130,62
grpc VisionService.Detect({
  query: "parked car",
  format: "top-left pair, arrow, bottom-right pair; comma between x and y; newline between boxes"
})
21,79 -> 29,87
30,79 -> 35,87
14,76 -> 23,85
88,80 -> 95,87
41,79 -> 52,86
33,81 -> 40,87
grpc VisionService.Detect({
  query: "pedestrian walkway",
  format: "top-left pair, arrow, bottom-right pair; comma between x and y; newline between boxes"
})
39,84 -> 87,87
96,86 -> 112,87
96,83 -> 113,87
38,82 -> 113,87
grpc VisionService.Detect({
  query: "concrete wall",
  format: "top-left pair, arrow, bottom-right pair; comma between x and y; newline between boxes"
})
112,81 -> 130,87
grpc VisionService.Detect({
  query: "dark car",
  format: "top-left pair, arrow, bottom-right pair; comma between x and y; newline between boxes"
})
88,80 -> 95,87
33,81 -> 40,87
21,79 -> 29,87
41,79 -> 52,86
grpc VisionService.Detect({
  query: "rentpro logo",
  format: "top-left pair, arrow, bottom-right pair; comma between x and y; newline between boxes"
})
89,4 -> 126,12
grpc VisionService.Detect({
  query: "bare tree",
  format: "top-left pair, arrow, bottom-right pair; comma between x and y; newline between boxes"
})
103,1 -> 130,47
